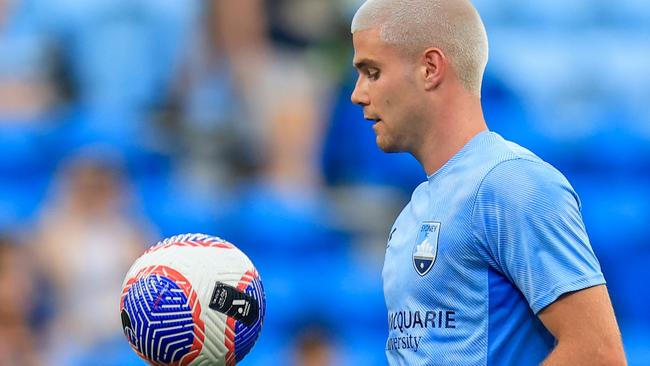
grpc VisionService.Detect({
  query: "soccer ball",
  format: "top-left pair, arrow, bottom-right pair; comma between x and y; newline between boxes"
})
120,233 -> 265,366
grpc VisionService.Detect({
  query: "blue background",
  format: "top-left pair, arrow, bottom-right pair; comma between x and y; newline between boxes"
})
0,0 -> 647,365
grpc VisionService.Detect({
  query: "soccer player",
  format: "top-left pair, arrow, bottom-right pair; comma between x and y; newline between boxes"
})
349,1 -> 626,365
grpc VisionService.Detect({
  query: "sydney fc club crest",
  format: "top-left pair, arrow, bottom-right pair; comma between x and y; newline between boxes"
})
413,222 -> 440,276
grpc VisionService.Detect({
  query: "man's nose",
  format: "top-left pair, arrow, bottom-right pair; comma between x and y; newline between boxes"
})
350,77 -> 369,106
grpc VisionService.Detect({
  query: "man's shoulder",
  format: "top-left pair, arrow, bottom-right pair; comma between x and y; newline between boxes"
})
476,133 -> 567,185
477,132 -> 544,167
479,157 -> 576,216
468,133 -> 577,206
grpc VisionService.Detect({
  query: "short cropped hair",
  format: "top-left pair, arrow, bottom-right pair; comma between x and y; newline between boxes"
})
351,0 -> 488,96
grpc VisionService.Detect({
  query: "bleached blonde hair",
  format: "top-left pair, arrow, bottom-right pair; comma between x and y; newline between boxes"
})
351,0 -> 488,96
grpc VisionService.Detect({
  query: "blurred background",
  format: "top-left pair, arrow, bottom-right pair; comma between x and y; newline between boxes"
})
0,0 -> 648,365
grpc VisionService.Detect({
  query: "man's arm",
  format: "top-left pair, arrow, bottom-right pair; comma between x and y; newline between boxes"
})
539,285 -> 626,366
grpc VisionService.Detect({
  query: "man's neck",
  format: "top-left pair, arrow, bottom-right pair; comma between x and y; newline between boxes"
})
415,96 -> 487,176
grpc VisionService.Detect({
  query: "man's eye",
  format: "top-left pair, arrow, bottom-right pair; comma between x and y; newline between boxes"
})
367,70 -> 380,80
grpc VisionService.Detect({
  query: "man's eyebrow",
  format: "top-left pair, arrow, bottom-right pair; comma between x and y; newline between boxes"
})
353,58 -> 378,70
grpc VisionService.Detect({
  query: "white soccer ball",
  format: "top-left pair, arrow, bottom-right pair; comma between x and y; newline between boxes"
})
120,233 -> 265,366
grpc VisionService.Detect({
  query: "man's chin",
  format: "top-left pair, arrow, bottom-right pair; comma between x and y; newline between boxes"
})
376,138 -> 402,153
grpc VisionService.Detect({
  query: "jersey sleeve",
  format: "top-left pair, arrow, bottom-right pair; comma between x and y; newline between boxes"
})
471,158 -> 605,314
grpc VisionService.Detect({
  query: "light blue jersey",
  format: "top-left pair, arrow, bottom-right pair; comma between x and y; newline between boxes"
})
383,131 -> 605,365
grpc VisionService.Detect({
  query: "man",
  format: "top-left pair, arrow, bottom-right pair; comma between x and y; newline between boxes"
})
349,0 -> 626,365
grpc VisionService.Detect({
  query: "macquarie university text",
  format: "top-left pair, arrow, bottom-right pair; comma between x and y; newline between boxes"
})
386,309 -> 457,352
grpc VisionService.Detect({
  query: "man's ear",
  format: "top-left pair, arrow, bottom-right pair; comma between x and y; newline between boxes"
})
421,48 -> 446,91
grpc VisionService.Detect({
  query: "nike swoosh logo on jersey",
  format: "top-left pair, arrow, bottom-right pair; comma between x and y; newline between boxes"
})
387,227 -> 397,247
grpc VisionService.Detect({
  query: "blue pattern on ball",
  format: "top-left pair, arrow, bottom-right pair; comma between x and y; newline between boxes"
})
123,275 -> 195,363
234,276 -> 266,362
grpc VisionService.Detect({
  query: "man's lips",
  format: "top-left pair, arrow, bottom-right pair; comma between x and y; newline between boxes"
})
370,119 -> 382,130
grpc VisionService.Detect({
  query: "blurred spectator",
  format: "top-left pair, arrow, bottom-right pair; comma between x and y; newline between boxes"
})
216,47 -> 389,363
0,0 -> 57,122
292,325 -> 337,366
162,0 -> 264,192
34,146 -> 154,365
0,235 -> 42,366
38,0 -> 201,112
212,0 -> 344,162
